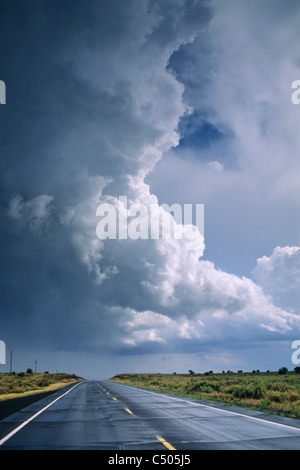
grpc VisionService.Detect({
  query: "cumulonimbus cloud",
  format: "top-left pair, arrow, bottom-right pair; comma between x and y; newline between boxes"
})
1,0 -> 299,373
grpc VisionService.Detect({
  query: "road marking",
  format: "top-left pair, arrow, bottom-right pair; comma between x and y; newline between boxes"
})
110,383 -> 300,434
157,435 -> 176,450
125,408 -> 133,415
94,382 -> 105,392
0,382 -> 82,446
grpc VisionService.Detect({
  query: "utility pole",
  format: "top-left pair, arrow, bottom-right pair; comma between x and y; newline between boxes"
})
34,360 -> 38,373
10,350 -> 12,373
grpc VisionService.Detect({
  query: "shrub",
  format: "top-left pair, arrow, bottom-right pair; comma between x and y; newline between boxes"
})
199,385 -> 214,394
260,399 -> 272,407
232,383 -> 265,399
265,390 -> 299,403
267,391 -> 285,403
266,382 -> 289,392
235,386 -> 250,398
278,367 -> 288,375
287,391 -> 300,402
38,380 -> 50,387
149,380 -> 160,386
11,388 -> 25,394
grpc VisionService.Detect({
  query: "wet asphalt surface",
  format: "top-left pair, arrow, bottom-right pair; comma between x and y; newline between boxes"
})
0,380 -> 300,450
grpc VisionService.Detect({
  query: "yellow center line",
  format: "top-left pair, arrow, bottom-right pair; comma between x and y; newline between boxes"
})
94,383 -> 173,449
94,382 -> 105,392
156,435 -> 176,450
95,382 -> 118,402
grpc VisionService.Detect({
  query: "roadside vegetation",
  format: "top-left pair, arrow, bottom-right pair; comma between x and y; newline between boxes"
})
110,368 -> 300,420
0,372 -> 84,401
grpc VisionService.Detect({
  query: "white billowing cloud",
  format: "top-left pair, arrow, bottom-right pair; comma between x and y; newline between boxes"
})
253,246 -> 300,312
51,1 -> 209,283
59,0 -> 300,357
65,0 -> 212,184
117,282 -> 299,352
147,0 -> 300,278
122,308 -> 172,346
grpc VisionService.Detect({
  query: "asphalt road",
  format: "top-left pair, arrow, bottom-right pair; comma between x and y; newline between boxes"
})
0,380 -> 300,450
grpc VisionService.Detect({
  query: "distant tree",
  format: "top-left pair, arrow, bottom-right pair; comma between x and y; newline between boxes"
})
294,367 -> 300,374
188,369 -> 195,375
26,368 -> 33,374
278,367 -> 288,375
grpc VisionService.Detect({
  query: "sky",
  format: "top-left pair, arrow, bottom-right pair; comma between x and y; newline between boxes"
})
0,0 -> 300,379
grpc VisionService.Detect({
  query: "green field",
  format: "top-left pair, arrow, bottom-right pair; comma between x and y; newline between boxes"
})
0,372 -> 84,401
110,370 -> 300,420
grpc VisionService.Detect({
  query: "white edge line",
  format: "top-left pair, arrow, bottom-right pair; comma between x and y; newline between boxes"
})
109,382 -> 300,434
0,381 -> 82,446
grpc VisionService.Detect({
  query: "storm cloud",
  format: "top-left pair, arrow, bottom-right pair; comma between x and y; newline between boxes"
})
0,0 -> 299,377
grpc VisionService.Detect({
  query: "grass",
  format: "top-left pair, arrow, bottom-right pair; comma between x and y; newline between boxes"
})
0,372 -> 84,401
109,371 -> 300,420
